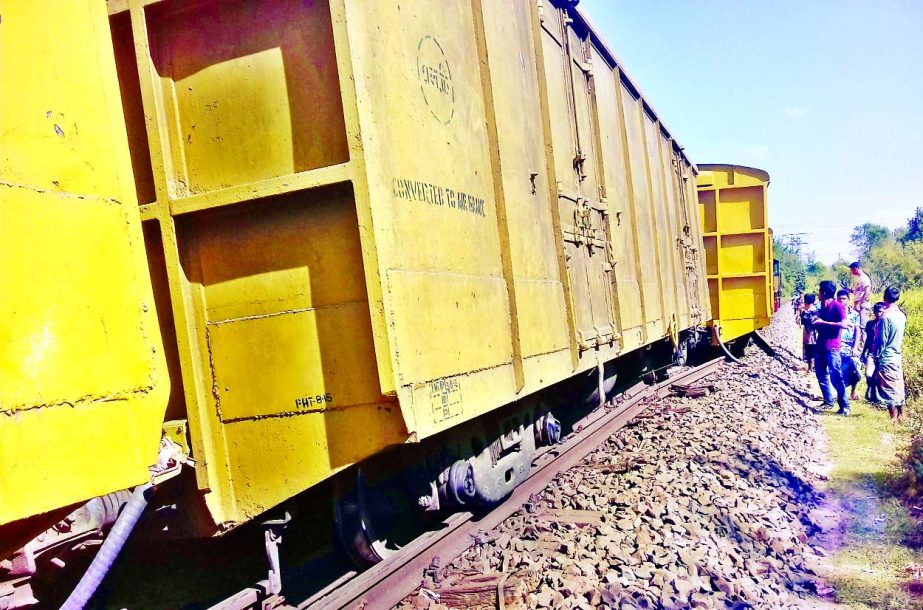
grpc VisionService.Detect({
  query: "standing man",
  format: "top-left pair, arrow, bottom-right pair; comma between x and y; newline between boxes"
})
875,286 -> 907,423
813,280 -> 850,415
861,302 -> 886,403
850,262 -> 873,325
837,289 -> 862,400
800,294 -> 819,373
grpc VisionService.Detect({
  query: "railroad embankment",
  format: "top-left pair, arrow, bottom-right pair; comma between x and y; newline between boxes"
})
399,309 -> 923,609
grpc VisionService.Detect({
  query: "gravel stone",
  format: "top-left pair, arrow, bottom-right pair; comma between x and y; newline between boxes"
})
398,310 -> 831,609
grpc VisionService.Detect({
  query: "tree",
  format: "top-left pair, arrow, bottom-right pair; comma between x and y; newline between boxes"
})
831,261 -> 852,290
801,257 -> 828,294
866,240 -> 923,292
904,207 -> 923,243
850,223 -> 891,259
794,270 -> 806,294
772,237 -> 806,297
806,260 -> 826,276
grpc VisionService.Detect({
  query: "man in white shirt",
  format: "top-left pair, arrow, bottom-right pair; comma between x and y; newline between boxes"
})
850,261 -> 872,324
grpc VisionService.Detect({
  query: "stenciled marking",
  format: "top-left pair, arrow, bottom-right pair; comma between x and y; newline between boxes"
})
294,392 -> 333,410
392,177 -> 486,217
430,377 -> 462,423
417,35 -> 455,125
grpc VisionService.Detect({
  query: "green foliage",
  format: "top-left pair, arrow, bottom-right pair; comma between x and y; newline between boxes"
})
806,260 -> 826,275
772,210 -> 923,302
851,223 -> 891,259
903,207 -> 923,243
866,240 -> 923,293
772,237 -> 812,297
902,288 -> 923,401
832,261 -> 852,290
891,289 -> 923,517
802,255 -> 829,295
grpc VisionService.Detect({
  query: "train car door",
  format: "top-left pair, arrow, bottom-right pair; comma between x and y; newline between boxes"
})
539,2 -> 618,353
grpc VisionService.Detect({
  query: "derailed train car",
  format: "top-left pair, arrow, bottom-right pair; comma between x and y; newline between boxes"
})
695,165 -> 774,348
1,0 -> 714,605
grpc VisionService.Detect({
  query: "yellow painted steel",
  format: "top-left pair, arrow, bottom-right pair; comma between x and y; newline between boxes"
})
696,164 -> 773,342
0,1 -> 168,525
91,0 -> 710,530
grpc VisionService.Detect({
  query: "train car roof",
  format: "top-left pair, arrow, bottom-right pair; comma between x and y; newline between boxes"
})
697,164 -> 771,184
573,3 -> 696,171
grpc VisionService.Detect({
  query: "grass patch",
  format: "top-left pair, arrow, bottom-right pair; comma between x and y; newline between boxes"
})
822,403 -> 904,493
820,398 -> 923,609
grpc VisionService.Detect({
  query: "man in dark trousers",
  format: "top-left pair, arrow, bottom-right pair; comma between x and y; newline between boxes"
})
799,294 -> 819,373
812,280 -> 850,415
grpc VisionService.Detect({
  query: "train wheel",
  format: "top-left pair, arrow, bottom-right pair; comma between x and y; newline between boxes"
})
730,334 -> 752,359
332,467 -> 419,567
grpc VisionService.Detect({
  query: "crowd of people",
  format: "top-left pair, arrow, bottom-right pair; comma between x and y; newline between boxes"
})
793,262 -> 908,421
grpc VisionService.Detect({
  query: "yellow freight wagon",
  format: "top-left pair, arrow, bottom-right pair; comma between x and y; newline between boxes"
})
97,0 -> 709,532
3,0 -> 718,604
696,164 -> 773,343
0,0 -> 169,555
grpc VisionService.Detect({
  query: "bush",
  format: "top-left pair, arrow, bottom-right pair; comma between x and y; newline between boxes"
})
903,288 -> 923,401
898,289 -> 923,501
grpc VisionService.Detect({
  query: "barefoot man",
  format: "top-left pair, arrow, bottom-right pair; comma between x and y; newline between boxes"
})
875,286 -> 907,422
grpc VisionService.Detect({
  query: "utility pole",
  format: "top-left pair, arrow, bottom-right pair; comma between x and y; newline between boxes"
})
780,233 -> 808,258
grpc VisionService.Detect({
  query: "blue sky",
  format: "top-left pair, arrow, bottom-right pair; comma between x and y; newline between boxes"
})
580,0 -> 923,263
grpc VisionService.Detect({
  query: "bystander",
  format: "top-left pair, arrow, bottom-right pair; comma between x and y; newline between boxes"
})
837,289 -> 862,401
799,294 -> 819,373
875,286 -> 908,423
861,302 -> 886,403
813,281 -> 850,415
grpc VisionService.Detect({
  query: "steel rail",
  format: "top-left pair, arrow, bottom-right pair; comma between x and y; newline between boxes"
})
296,357 -> 724,610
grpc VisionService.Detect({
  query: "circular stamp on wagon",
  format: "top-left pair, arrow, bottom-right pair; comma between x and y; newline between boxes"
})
417,34 -> 455,126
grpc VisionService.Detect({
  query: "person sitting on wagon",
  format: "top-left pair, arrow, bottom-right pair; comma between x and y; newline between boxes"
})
850,261 -> 873,325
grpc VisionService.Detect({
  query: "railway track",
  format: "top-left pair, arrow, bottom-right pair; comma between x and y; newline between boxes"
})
215,357 -> 724,610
